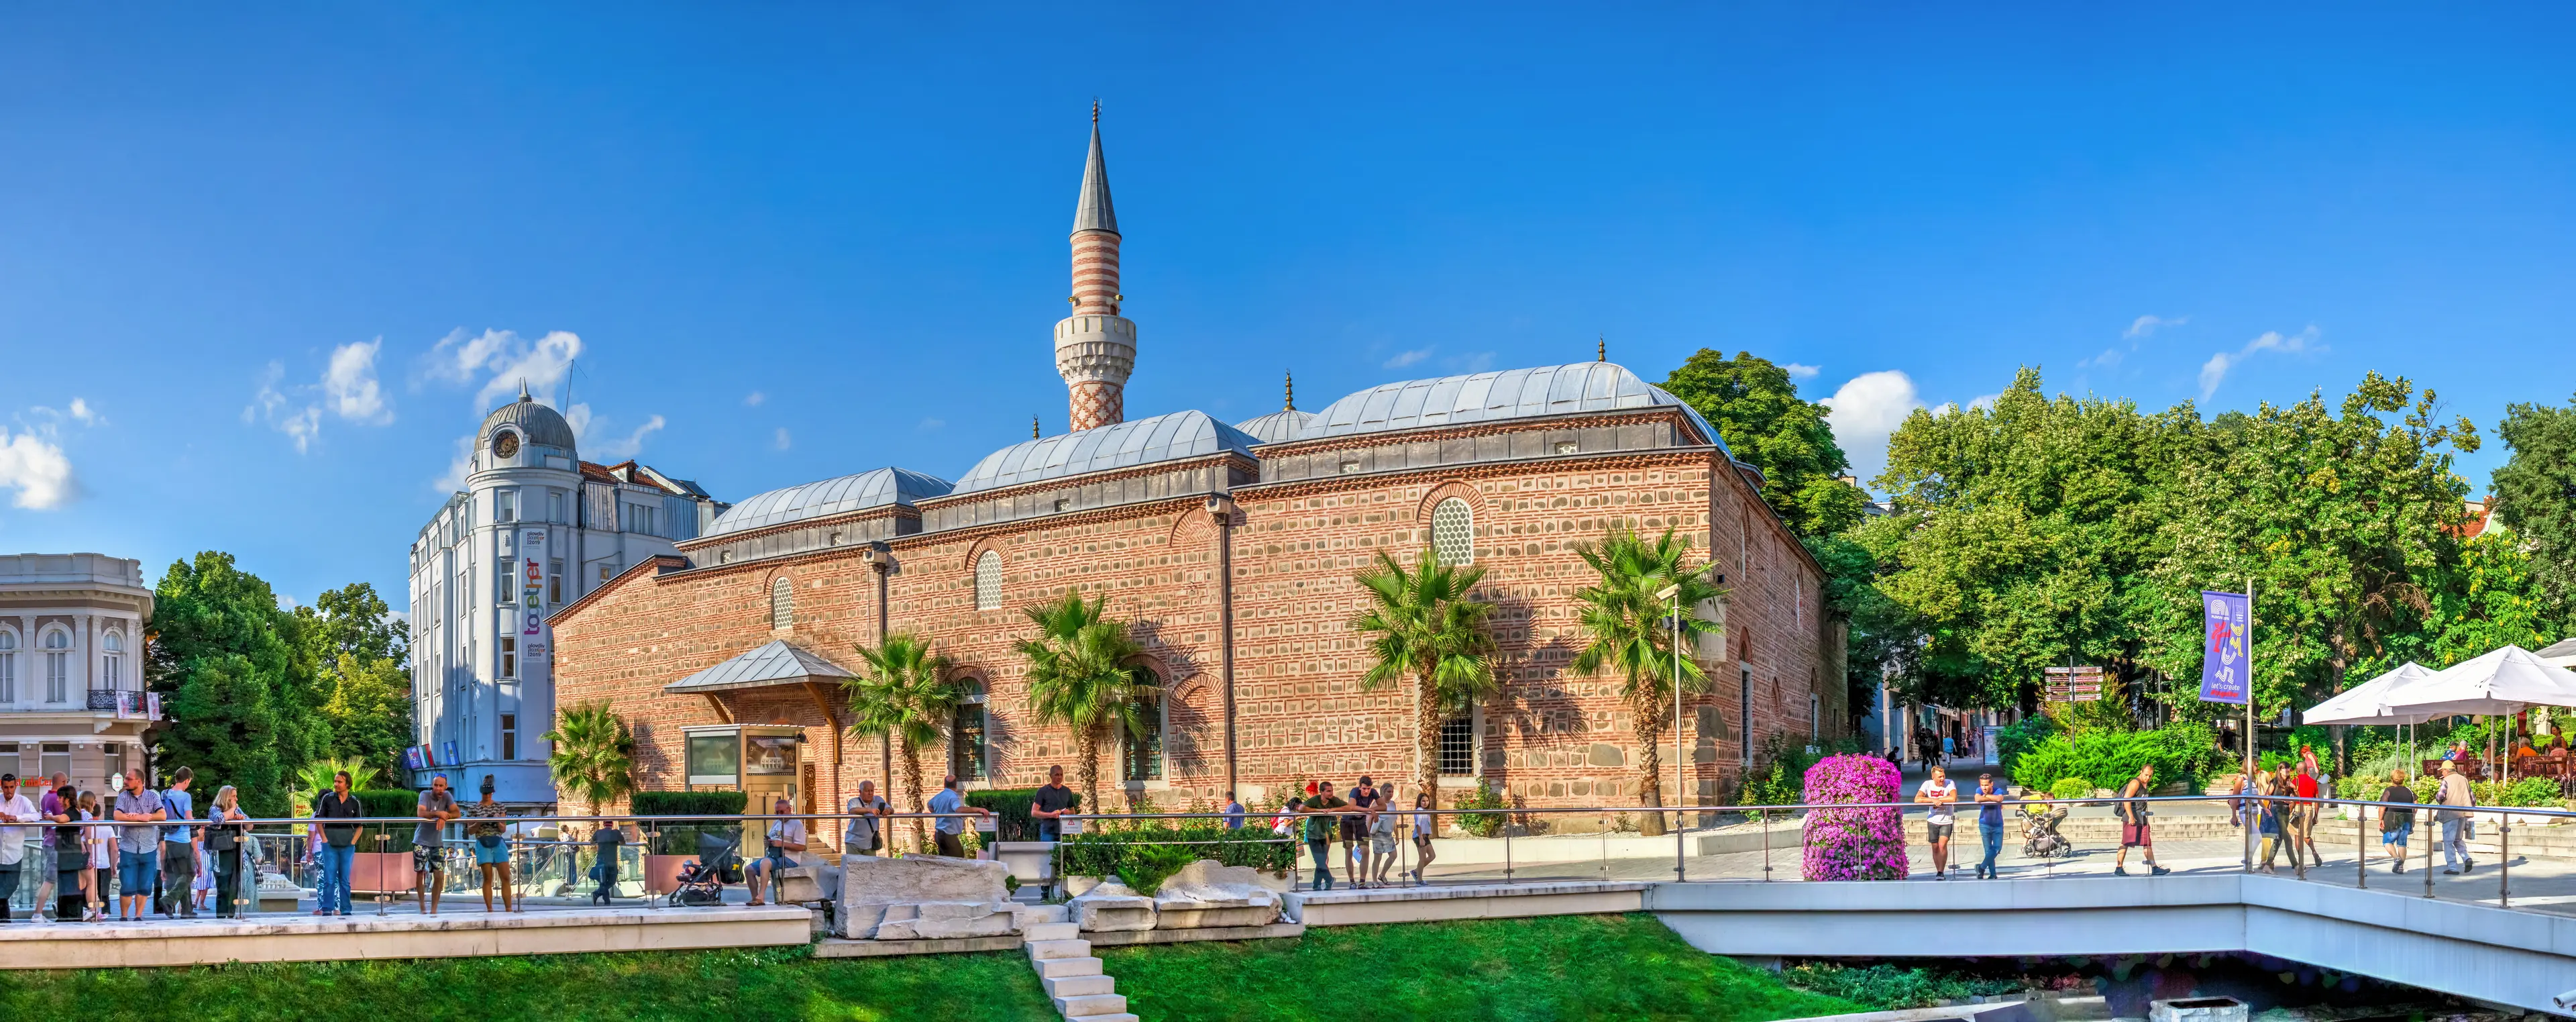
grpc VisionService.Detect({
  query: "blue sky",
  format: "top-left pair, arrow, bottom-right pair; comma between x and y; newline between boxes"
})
3,5 -> 2571,611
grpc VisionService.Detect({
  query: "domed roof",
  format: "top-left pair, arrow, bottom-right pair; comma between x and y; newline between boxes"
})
481,388 -> 579,451
1233,407 -> 1316,444
704,467 -> 955,538
953,410 -> 1258,495
1300,362 -> 1723,451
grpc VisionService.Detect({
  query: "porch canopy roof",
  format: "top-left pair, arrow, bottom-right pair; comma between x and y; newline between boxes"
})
664,640 -> 857,695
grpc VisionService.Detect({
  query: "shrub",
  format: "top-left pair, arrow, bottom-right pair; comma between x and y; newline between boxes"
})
964,787 -> 1078,842
1057,825 -> 1296,879
354,790 -> 422,852
1782,962 -> 2020,1010
1116,842 -> 1199,896
1993,716 -> 2059,777
1451,778 -> 1506,838
2049,777 -> 2094,801
2483,777 -> 2563,809
632,790 -> 748,854
1800,754 -> 1906,880
2006,723 -> 2224,793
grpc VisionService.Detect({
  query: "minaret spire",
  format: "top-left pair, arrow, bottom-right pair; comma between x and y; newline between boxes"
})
1056,103 -> 1136,431
1597,336 -> 1606,362
1284,370 -> 1295,411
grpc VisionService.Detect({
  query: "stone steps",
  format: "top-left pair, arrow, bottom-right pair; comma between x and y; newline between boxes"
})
1024,923 -> 1129,1020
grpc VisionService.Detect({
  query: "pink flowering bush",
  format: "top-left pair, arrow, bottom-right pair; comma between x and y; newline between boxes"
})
1801,754 -> 1908,881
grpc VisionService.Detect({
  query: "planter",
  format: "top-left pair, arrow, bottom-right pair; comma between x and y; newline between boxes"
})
644,854 -> 690,895
348,852 -> 418,895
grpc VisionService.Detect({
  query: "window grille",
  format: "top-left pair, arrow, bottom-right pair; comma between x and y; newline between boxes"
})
1439,715 -> 1476,776
974,551 -> 1002,611
1431,499 -> 1474,566
771,576 -> 794,629
1122,668 -> 1164,782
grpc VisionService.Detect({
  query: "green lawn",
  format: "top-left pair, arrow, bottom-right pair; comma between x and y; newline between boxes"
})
0,945 -> 1057,1022
1102,912 -> 1868,1022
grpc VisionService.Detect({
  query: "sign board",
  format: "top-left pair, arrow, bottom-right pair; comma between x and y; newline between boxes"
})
975,814 -> 998,833
1059,817 -> 1085,836
1982,725 -> 2002,766
2198,590 -> 2251,705
522,529 -> 548,636
2043,666 -> 2105,703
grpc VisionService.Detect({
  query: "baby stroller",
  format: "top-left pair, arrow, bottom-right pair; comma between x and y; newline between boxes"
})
2020,802 -> 2072,858
668,831 -> 743,907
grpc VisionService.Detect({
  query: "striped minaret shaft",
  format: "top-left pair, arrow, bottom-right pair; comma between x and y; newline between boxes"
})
1055,103 -> 1136,432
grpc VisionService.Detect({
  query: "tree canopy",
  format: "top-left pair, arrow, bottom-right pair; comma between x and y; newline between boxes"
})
1660,350 -> 1864,538
2491,394 -> 2576,627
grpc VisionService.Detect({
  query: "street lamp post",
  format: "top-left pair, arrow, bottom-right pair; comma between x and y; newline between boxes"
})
1658,582 -> 1683,881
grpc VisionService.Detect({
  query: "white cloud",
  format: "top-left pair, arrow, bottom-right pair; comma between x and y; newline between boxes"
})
0,428 -> 76,510
586,413 -> 666,460
1448,351 -> 1497,372
66,399 -> 98,425
2198,325 -> 2322,401
773,427 -> 792,451
322,340 -> 390,423
1383,348 -> 1432,369
1819,370 -> 1926,490
2078,347 -> 2124,370
2125,315 -> 2188,339
1782,363 -> 1821,379
918,417 -> 947,431
423,328 -> 583,411
745,391 -> 766,407
1963,393 -> 2004,413
435,434 -> 475,493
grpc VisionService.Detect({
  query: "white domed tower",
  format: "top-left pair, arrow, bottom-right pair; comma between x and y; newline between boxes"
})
1055,103 -> 1136,432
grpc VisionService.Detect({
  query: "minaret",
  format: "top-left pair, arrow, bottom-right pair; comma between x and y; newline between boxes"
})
1056,102 -> 1136,432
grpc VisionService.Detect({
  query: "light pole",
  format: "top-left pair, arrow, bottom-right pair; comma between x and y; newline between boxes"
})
1657,581 -> 1683,868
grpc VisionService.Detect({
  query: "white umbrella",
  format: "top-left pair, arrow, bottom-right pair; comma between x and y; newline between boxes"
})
2302,662 -> 2442,725
2378,646 -> 2576,719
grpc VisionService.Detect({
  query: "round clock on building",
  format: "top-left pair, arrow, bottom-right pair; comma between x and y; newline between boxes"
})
493,430 -> 521,458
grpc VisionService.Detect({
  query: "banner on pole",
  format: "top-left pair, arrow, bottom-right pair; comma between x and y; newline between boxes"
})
2199,589 -> 2251,704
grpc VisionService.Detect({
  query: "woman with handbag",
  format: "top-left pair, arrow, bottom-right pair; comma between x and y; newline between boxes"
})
205,786 -> 250,918
464,775 -> 514,913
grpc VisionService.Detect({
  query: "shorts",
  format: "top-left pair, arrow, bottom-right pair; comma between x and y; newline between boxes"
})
2120,822 -> 2152,848
1413,833 -> 1434,852
413,845 -> 445,873
1338,817 -> 1364,842
1925,821 -> 1953,841
473,836 -> 510,866
1371,835 -> 1396,857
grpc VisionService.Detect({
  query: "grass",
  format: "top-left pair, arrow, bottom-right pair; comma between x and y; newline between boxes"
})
1102,912 -> 1868,1022
0,945 -> 1059,1021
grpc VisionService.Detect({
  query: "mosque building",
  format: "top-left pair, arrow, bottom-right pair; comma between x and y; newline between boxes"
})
547,111 -> 1839,825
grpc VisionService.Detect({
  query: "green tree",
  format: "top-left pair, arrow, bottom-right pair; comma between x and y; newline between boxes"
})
847,632 -> 961,852
1660,350 -> 1865,538
1350,549 -> 1500,810
290,582 -> 414,770
1017,592 -> 1150,813
2491,395 -> 2576,626
1568,529 -> 1725,835
2420,530 -> 2557,667
544,701 -> 636,818
319,653 -> 413,775
148,552 -> 309,817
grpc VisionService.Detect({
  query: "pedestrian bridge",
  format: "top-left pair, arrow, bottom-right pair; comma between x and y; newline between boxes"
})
1649,874 -> 2576,1016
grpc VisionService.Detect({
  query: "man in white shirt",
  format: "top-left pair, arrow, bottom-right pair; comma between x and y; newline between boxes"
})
0,774 -> 38,922
1913,766 -> 1959,880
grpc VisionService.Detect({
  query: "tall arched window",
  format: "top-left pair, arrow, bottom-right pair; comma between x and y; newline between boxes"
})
101,630 -> 123,691
0,629 -> 15,703
770,576 -> 794,629
974,550 -> 1002,611
1121,666 -> 1165,782
1431,498 -> 1474,566
950,678 -> 989,782
42,629 -> 70,704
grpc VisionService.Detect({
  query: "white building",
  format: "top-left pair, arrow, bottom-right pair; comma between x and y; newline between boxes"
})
407,387 -> 724,804
0,553 -> 156,793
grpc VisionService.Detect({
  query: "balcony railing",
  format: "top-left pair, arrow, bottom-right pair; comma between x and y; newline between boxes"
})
85,688 -> 158,718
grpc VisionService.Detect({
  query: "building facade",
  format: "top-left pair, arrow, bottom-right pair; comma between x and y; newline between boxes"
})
0,554 -> 156,795
549,115 -> 1839,831
407,387 -> 726,804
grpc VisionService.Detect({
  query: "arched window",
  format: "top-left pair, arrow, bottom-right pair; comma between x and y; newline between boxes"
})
1431,498 -> 1474,566
1121,665 -> 1165,782
101,630 -> 123,691
41,629 -> 69,704
770,576 -> 794,629
973,550 -> 1002,611
0,629 -> 15,703
950,678 -> 989,782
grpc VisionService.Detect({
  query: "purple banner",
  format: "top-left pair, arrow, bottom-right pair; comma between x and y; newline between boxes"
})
2199,590 -> 2251,704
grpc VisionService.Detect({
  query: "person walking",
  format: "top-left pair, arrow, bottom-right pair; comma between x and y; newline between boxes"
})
2111,765 -> 2171,876
2254,769 -> 2289,873
1029,766 -> 1076,899
842,780 -> 891,860
745,795 -> 804,906
1297,781 -> 1348,890
2379,769 -> 2416,874
464,775 -> 513,913
1367,789 -> 1400,887
155,766 -> 199,919
2437,760 -> 2475,875
1221,792 -> 1246,831
111,768 -> 164,921
924,775 -> 988,859
204,786 -> 248,919
589,817 -> 625,905
2293,750 -> 2327,865
313,770 -> 364,917
1913,766 -> 1958,879
1408,791 -> 1436,885
413,774 -> 460,916
0,774 -> 35,923
1972,773 -> 2006,879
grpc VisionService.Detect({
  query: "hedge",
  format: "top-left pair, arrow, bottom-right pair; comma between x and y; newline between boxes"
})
353,789 -> 423,852
633,790 -> 750,855
1057,825 -> 1295,880
2007,723 -> 2225,794
965,787 -> 1079,842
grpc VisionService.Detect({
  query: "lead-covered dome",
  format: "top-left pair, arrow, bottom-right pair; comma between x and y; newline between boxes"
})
481,389 -> 579,452
1300,362 -> 1722,450
705,467 -> 955,538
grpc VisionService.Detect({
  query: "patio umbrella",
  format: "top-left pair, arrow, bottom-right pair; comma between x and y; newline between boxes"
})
2378,646 -> 2576,793
2302,662 -> 2441,725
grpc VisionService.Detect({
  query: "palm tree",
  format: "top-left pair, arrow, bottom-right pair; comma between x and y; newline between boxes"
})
289,756 -> 382,817
544,700 -> 637,819
1569,527 -> 1725,837
847,631 -> 961,853
1351,549 -> 1499,811
1017,591 -> 1150,813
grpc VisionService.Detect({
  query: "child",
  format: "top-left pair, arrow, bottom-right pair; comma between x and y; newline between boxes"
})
78,790 -> 109,922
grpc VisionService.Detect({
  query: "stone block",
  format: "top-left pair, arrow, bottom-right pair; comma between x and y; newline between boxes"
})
841,855 -> 1010,909
1032,955 -> 1104,979
1026,937 -> 1093,960
775,866 -> 824,905
1043,974 -> 1114,999
1056,993 -> 1128,1017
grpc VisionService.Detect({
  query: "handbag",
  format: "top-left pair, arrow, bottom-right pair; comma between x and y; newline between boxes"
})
205,821 -> 240,854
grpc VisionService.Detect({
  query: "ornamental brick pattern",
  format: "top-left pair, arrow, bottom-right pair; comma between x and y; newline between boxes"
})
549,438 -> 1837,830
1067,380 -> 1125,433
